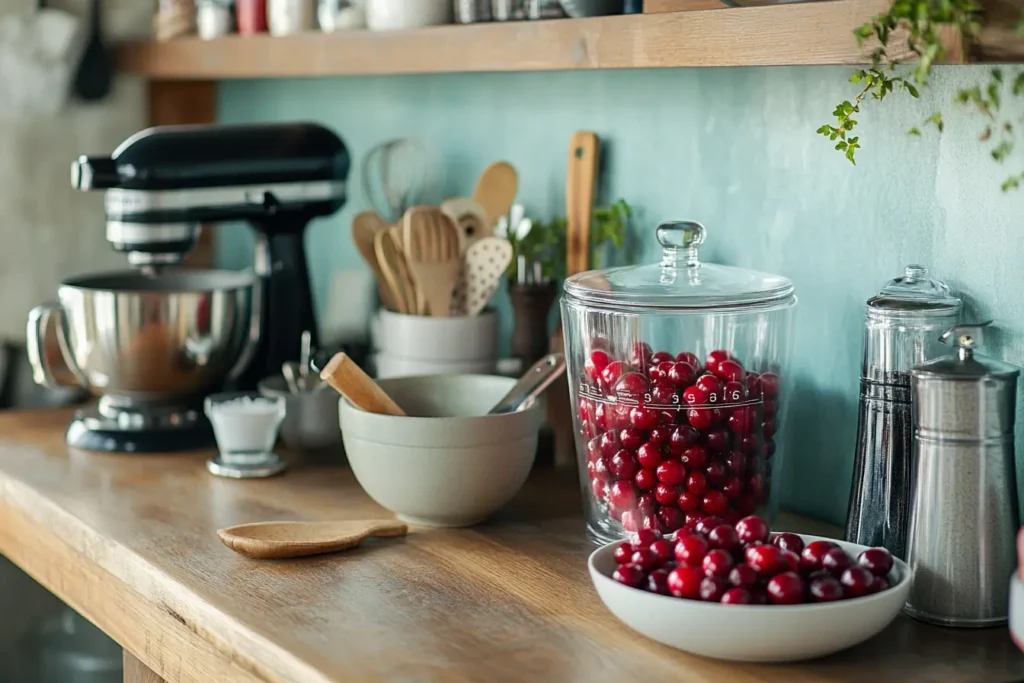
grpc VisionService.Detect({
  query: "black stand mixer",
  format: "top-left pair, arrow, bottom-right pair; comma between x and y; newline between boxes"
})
31,122 -> 349,453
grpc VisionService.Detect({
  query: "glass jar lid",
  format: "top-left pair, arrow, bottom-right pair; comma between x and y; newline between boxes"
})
563,221 -> 795,310
867,265 -> 961,313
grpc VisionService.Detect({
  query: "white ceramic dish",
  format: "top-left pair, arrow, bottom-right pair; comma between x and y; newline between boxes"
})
589,534 -> 912,663
373,309 -> 498,362
340,375 -> 539,527
366,0 -> 452,31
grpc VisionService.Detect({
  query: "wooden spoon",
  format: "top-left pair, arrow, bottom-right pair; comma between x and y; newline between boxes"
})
218,519 -> 408,560
352,211 -> 397,310
319,352 -> 406,416
440,197 -> 490,249
374,227 -> 416,314
566,132 -> 600,276
473,162 -> 518,231
402,206 -> 462,317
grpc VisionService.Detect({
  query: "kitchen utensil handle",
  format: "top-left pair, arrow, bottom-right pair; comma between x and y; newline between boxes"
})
490,353 -> 566,415
319,352 -> 406,416
26,303 -> 86,389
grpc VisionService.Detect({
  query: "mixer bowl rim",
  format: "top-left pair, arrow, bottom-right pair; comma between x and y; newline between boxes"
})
60,269 -> 255,294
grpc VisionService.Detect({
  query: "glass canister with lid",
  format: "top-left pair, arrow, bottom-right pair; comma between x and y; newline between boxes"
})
561,220 -> 797,544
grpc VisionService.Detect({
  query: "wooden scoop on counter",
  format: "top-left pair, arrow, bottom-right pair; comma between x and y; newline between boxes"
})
318,352 -> 405,416
218,519 -> 409,559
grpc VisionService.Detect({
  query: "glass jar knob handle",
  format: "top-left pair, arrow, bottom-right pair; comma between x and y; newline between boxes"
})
657,221 -> 706,250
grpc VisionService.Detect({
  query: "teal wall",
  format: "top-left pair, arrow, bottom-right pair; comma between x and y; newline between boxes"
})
217,66 -> 1024,526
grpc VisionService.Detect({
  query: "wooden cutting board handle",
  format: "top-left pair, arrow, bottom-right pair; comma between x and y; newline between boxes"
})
566,132 -> 600,277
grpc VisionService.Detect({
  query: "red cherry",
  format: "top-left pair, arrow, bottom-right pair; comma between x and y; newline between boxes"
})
674,534 -> 710,567
631,547 -> 660,571
612,564 -> 645,587
809,576 -> 844,602
629,406 -> 659,430
722,510 -> 741,526
619,428 -> 644,451
772,532 -> 805,555
613,542 -> 633,564
649,360 -> 674,382
707,524 -> 741,552
668,425 -> 700,456
702,491 -> 730,516
762,418 -> 777,438
578,397 -> 594,422
667,362 -> 696,387
872,576 -> 891,592
705,350 -> 733,376
649,350 -> 672,364
649,381 -> 678,405
637,492 -> 656,517
584,350 -> 611,382
780,549 -> 801,573
656,460 -> 687,486
705,461 -> 728,487
699,576 -> 728,602
634,468 -> 657,491
745,544 -> 786,577
615,372 -> 649,398
725,451 -> 747,476
636,443 -> 661,470
599,360 -> 628,392
629,342 -> 654,366
735,494 -> 757,516
767,572 -> 804,605
592,457 -> 611,482
667,565 -> 704,599
593,403 -> 610,430
857,548 -> 894,577
694,515 -> 725,536
735,516 -> 770,544
728,564 -> 758,587
745,372 -> 763,397
749,587 -> 769,605
722,477 -> 743,499
695,373 -> 723,395
646,568 -> 671,595
649,426 -> 672,446
720,587 -> 752,605
800,540 -> 840,571
840,567 -> 875,598
682,385 -> 708,406
704,428 -> 730,451
747,473 -> 767,501
654,484 -> 680,506
658,506 -> 684,532
763,399 -> 778,417
650,538 -> 674,564
687,409 -> 713,430
677,491 -> 700,512
710,407 -> 727,425
608,481 -> 636,510
686,470 -> 707,495
716,359 -> 745,383
722,381 -> 746,404
599,431 -> 620,457
761,372 -> 780,397
657,409 -> 678,425
676,351 -> 701,370
609,450 -> 638,480
739,434 -> 761,455
680,445 -> 709,468
822,547 -> 852,577
632,528 -> 660,549
641,513 -> 660,531
683,511 -> 705,530
702,548 -> 735,579
728,407 -> 756,435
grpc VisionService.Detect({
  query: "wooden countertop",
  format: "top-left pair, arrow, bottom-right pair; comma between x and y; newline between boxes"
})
0,408 -> 1021,683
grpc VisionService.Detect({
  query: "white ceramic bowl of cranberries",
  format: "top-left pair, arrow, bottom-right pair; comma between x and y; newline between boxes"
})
340,375 -> 540,527
588,516 -> 911,663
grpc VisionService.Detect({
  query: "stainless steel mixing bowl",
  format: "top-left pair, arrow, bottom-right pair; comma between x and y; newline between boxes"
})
27,269 -> 258,401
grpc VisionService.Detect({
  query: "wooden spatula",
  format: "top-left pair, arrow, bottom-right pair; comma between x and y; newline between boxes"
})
374,227 -> 415,314
473,162 -> 518,231
319,352 -> 406,416
402,206 -> 462,317
464,237 -> 513,317
566,132 -> 600,276
218,519 -> 409,560
352,211 -> 397,310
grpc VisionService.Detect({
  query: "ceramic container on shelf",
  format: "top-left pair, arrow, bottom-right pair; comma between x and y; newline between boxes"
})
268,0 -> 316,35
561,220 -> 796,544
371,308 -> 498,379
366,0 -> 452,30
339,374 -> 540,527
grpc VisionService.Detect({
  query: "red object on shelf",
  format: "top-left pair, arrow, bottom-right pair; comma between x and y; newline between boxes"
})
237,0 -> 268,35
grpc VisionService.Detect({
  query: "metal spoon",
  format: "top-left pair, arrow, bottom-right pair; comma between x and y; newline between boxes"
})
282,362 -> 301,395
489,353 -> 566,415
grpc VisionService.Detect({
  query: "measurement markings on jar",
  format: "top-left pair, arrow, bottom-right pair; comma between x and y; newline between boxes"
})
578,383 -> 763,410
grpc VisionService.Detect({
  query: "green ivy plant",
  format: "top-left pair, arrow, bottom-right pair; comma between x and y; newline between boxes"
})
506,199 -> 634,283
817,0 -> 1024,190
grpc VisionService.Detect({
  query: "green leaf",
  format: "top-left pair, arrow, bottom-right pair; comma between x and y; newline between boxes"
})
992,68 -> 1004,83
906,83 -> 920,98
1013,73 -> 1024,96
909,127 -> 922,136
991,140 -> 1013,162
926,112 -> 944,133
988,82 -> 1001,109
816,125 -> 831,136
1001,175 -> 1020,192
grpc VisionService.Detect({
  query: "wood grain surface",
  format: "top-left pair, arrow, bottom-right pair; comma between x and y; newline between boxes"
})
0,409 -> 1020,683
118,0 -> 922,79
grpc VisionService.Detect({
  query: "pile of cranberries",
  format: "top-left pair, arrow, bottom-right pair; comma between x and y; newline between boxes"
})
579,342 -> 780,533
610,515 -> 895,605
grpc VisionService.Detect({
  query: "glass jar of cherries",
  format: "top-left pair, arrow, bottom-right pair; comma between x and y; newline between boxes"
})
561,221 -> 797,544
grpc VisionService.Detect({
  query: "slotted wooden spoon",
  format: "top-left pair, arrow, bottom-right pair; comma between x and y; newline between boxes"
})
402,206 -> 462,317
374,227 -> 417,314
218,519 -> 408,560
473,162 -> 518,231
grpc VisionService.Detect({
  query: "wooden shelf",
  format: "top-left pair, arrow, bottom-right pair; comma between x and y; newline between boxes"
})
118,0 -> 912,79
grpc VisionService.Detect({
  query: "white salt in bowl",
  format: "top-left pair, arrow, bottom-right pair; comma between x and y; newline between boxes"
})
339,375 -> 540,527
205,392 -> 286,455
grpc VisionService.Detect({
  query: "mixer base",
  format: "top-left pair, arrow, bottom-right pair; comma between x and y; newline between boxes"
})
66,403 -> 214,453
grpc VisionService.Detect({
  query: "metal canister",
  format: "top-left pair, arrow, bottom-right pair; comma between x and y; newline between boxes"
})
904,323 -> 1019,627
844,265 -> 961,559
455,0 -> 492,22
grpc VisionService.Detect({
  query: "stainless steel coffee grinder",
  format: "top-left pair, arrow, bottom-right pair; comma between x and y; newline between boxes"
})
844,265 -> 961,558
27,123 -> 350,453
905,322 -> 1019,626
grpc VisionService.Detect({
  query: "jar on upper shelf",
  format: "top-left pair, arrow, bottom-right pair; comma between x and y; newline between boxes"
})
560,220 -> 797,544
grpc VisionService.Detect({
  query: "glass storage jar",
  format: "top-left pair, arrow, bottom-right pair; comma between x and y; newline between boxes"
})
561,221 -> 797,544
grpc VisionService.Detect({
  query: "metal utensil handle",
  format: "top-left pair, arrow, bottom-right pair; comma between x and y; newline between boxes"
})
26,303 -> 87,389
490,353 -> 566,415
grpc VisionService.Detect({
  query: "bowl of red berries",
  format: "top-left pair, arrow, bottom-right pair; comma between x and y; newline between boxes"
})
588,515 -> 911,662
